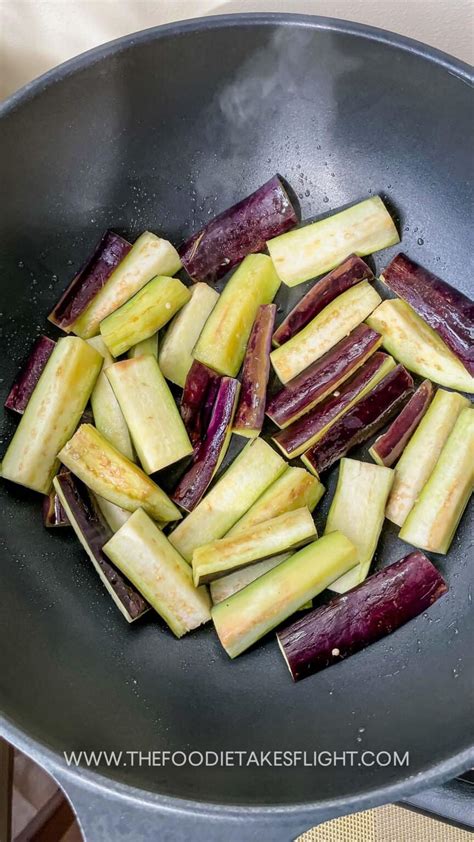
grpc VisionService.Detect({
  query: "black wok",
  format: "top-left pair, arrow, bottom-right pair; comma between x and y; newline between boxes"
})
0,13 -> 473,841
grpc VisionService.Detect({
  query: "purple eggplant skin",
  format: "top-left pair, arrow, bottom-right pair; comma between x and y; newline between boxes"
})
303,364 -> 414,475
180,360 -> 221,447
172,377 -> 240,511
179,176 -> 298,284
370,379 -> 434,467
277,551 -> 448,681
273,352 -> 391,458
382,253 -> 474,376
42,490 -> 69,527
273,255 -> 374,347
267,324 -> 382,428
4,336 -> 56,414
56,471 -> 149,620
233,304 -> 276,436
48,231 -> 131,330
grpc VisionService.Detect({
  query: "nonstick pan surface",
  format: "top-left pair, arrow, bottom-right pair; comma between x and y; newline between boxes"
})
0,13 -> 472,841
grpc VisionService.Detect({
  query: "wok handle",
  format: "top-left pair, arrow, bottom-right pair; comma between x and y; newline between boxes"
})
400,777 -> 474,831
52,771 -> 315,842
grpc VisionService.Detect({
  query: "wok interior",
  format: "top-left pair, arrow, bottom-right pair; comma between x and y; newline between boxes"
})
0,21 -> 472,805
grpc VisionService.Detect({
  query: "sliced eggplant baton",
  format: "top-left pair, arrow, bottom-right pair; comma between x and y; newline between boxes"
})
172,376 -> 240,511
266,324 -> 382,428
179,175 -> 298,283
4,335 -> 56,414
272,255 -> 374,346
48,230 -> 131,331
270,281 -> 381,383
266,196 -> 399,287
381,253 -> 474,376
54,471 -> 149,623
233,304 -> 276,438
277,551 -> 448,681
369,379 -> 434,467
192,507 -> 317,586
59,424 -> 181,524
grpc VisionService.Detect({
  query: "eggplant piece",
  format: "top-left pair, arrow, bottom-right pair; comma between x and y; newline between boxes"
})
212,532 -> 357,658
159,283 -> 219,387
93,495 -> 131,533
106,356 -> 193,474
386,389 -> 470,527
100,274 -> 191,357
179,175 -> 297,283
169,438 -> 287,563
48,231 -> 131,331
59,424 -> 181,523
5,335 -> 56,414
381,253 -> 474,376
87,336 -> 135,461
369,379 -> 434,467
180,361 -> 221,447
367,298 -> 474,393
128,333 -> 159,359
213,466 -> 323,601
273,255 -> 374,347
324,458 -> 394,593
171,377 -> 240,511
267,325 -> 382,428
103,509 -> 211,637
71,232 -> 181,338
301,364 -> 414,476
233,304 -> 276,438
270,282 -> 381,383
210,554 -> 291,604
399,407 -> 474,554
193,507 -> 317,586
42,484 -> 70,528
227,466 -> 324,536
1,338 -> 102,494
193,254 -> 281,377
54,472 -> 149,622
267,196 -> 399,287
277,551 -> 448,681
273,352 -> 395,459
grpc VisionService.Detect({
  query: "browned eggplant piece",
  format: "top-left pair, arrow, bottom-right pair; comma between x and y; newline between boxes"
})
272,352 -> 394,459
172,377 -> 240,511
272,255 -> 374,347
381,253 -> 474,375
54,471 -> 149,622
266,324 -> 382,428
179,176 -> 298,283
277,551 -> 448,681
301,365 -> 414,475
180,360 -> 221,447
48,231 -> 131,330
369,379 -> 434,467
233,304 -> 276,437
4,336 -> 56,414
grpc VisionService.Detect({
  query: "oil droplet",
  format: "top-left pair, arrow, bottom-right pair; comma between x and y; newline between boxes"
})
304,189 -> 310,197
18,260 -> 24,268
323,196 -> 329,203
417,238 -> 424,245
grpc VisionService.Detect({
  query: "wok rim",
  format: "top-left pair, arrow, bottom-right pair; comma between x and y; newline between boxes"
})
0,11 -> 472,819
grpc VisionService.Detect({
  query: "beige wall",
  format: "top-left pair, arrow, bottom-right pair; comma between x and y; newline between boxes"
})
1,0 -> 472,100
